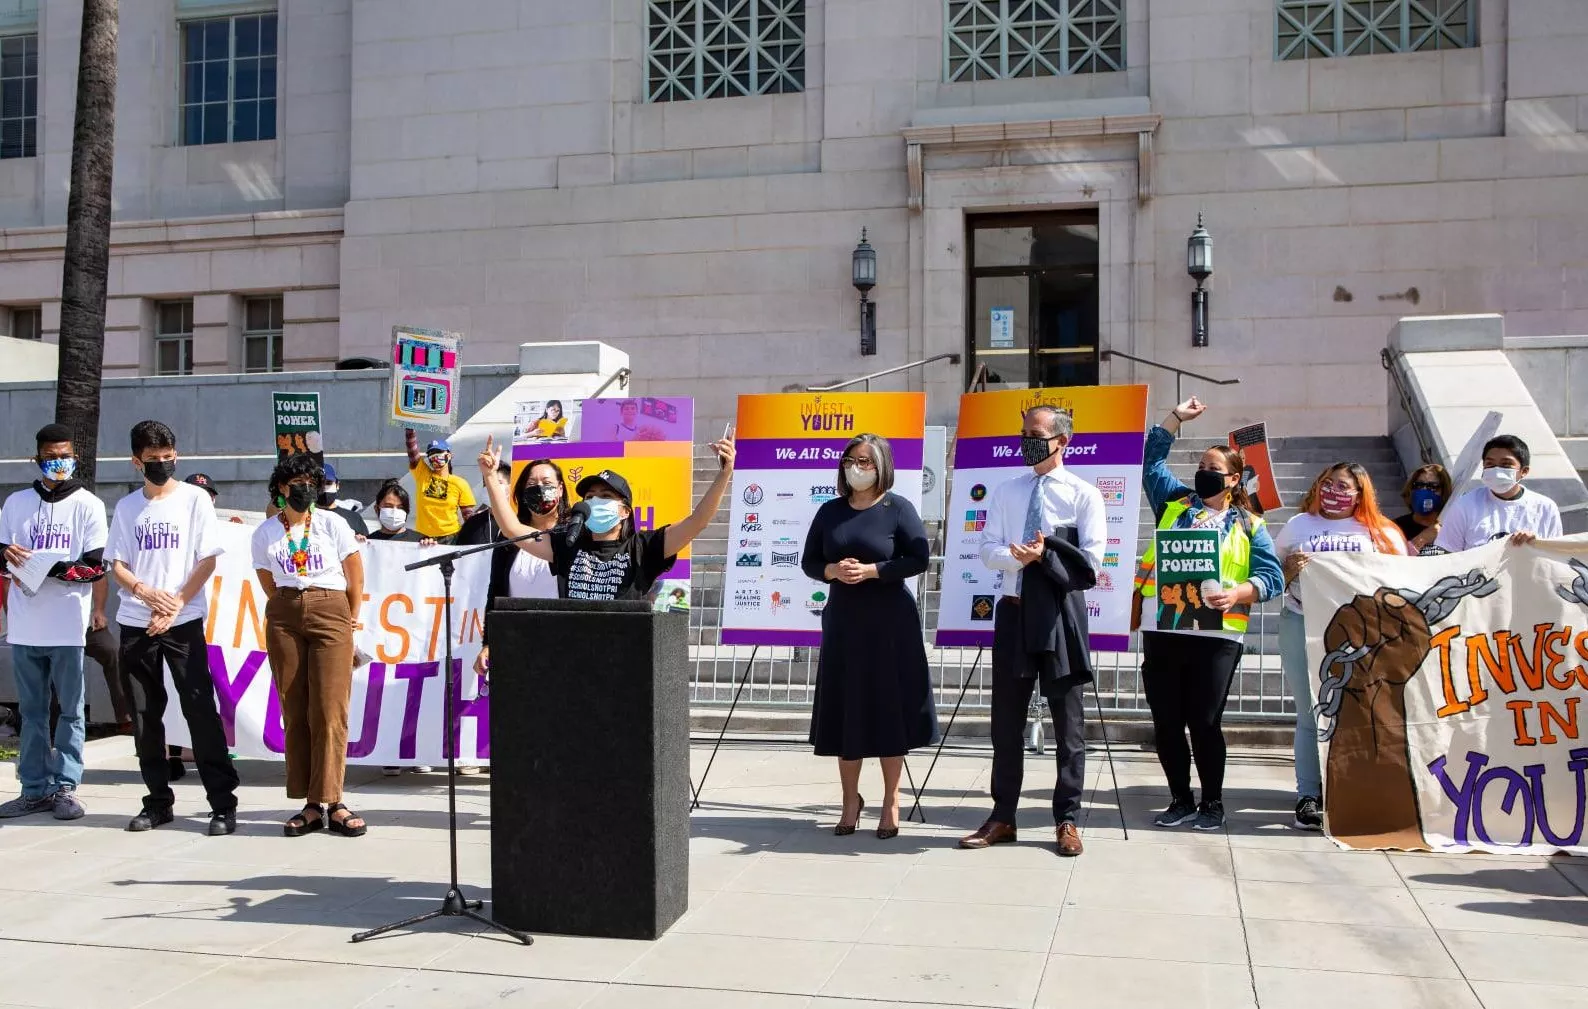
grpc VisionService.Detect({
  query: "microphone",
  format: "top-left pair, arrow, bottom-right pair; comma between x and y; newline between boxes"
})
564,500 -> 590,546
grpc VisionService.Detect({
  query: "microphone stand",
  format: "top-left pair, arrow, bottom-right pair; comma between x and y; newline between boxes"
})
351,527 -> 547,946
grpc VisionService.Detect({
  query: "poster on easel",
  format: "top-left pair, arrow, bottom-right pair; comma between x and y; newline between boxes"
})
511,397 -> 695,607
935,385 -> 1148,651
721,392 -> 926,646
389,326 -> 462,431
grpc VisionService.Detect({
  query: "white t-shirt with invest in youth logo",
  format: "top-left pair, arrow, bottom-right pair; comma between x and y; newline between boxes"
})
1434,486 -> 1564,553
1273,513 -> 1407,613
0,485 -> 108,647
250,507 -> 361,591
106,482 -> 224,629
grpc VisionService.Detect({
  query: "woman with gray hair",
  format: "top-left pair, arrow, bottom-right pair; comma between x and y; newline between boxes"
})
801,433 -> 937,840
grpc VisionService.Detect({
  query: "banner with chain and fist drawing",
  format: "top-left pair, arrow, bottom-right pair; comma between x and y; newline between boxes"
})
1301,537 -> 1588,853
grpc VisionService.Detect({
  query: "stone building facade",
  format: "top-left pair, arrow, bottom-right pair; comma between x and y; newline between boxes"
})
0,0 -> 1585,435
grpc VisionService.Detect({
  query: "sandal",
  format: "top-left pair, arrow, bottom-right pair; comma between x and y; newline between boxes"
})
284,804 -> 324,837
327,802 -> 367,837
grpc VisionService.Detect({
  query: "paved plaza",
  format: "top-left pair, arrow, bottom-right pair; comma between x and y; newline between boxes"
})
0,735 -> 1585,1009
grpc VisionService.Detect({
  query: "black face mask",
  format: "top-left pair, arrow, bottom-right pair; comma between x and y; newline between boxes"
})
286,484 -> 317,513
1020,436 -> 1057,468
317,491 -> 336,509
1194,468 -> 1231,501
142,460 -> 176,486
520,484 -> 559,515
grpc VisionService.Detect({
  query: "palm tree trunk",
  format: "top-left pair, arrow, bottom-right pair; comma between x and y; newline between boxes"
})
54,0 -> 118,489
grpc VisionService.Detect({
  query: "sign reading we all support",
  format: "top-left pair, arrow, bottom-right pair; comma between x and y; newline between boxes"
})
936,385 -> 1148,651
721,392 -> 926,646
1302,539 -> 1588,854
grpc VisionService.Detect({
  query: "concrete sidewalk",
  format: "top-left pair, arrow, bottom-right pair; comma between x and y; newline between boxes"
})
0,737 -> 1584,1008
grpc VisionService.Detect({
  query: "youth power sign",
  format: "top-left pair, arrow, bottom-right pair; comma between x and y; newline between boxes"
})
936,385 -> 1147,651
721,392 -> 926,646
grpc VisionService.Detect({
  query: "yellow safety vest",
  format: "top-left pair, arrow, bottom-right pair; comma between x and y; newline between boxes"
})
1135,499 -> 1263,633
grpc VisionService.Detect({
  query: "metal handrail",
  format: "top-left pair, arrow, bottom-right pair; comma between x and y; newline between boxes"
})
588,366 -> 632,400
967,361 -> 990,393
807,353 -> 961,392
1099,349 -> 1239,403
1380,347 -> 1435,465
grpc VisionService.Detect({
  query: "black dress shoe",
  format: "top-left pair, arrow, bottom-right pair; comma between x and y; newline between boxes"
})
207,811 -> 237,836
127,807 -> 174,832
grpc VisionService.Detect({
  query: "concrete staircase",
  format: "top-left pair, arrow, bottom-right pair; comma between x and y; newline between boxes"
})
682,435 -> 1407,733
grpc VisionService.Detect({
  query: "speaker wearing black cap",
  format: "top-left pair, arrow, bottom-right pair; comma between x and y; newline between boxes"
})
476,431 -> 735,601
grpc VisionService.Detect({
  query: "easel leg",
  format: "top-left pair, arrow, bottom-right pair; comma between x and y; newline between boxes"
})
690,645 -> 760,811
1090,678 -> 1129,841
906,647 -> 984,824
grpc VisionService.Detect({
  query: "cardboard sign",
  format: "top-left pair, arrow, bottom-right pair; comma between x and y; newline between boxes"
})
1229,422 -> 1281,514
273,392 -> 323,461
1152,528 -> 1224,631
390,326 -> 462,431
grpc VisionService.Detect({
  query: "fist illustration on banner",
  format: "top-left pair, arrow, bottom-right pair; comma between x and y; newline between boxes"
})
1317,588 -> 1435,846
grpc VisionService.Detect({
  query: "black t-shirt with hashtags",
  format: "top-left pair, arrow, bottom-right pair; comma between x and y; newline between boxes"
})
549,526 -> 676,601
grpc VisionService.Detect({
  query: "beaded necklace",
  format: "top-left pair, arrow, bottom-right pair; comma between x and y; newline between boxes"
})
279,505 -> 314,576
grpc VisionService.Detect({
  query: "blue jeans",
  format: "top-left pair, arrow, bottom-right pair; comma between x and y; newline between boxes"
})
11,644 -> 86,798
1279,608 -> 1322,799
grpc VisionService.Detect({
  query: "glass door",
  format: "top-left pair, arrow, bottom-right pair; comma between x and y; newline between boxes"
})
967,211 -> 1100,389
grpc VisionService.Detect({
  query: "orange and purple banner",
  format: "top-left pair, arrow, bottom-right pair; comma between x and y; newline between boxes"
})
722,392 -> 927,646
937,385 -> 1149,651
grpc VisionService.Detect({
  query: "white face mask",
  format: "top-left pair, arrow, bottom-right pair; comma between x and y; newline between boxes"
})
378,508 -> 407,531
1481,467 -> 1520,495
845,466 -> 878,491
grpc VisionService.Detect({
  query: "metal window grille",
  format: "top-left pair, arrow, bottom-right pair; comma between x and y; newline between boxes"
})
945,0 -> 1125,82
180,12 -> 277,145
10,305 -> 39,340
155,300 -> 194,376
645,0 -> 805,102
1276,0 -> 1475,60
0,33 -> 35,159
243,295 -> 284,373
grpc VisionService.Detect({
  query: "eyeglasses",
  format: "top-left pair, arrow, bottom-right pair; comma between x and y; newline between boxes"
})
842,458 -> 877,470
1411,481 -> 1441,491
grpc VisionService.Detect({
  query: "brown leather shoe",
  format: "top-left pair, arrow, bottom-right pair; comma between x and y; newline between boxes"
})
1055,821 -> 1084,857
959,820 -> 1017,849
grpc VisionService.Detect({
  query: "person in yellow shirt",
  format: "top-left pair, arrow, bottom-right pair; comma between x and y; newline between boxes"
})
404,432 -> 477,542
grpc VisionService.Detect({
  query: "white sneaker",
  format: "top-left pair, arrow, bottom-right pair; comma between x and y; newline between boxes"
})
454,765 -> 481,776
411,766 -> 434,774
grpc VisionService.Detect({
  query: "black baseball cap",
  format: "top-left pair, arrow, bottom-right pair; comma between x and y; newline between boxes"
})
575,469 -> 632,504
185,473 -> 218,498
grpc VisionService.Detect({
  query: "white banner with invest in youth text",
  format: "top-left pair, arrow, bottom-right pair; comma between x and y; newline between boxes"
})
164,523 -> 492,766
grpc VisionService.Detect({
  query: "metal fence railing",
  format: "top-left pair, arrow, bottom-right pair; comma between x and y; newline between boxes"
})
683,550 -> 1297,724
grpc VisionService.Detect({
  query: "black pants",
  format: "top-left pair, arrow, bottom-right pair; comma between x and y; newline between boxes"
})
84,624 -> 132,725
990,600 -> 1086,826
1141,632 -> 1243,804
119,619 -> 239,814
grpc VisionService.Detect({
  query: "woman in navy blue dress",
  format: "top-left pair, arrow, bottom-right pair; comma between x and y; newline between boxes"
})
802,433 -> 937,839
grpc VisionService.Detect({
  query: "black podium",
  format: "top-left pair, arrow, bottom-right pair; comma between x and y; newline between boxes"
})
485,598 -> 690,940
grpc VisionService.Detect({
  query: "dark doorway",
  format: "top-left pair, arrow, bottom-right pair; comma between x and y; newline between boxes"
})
967,211 -> 1100,389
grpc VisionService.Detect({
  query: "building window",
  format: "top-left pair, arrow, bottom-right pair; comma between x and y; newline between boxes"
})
155,300 -> 194,376
945,0 -> 1125,81
180,12 -> 277,145
1277,1 -> 1475,60
243,295 -> 283,373
9,305 -> 40,340
645,0 -> 805,102
0,34 -> 37,159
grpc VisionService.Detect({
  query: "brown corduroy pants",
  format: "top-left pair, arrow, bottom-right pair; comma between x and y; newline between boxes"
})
265,587 -> 355,805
